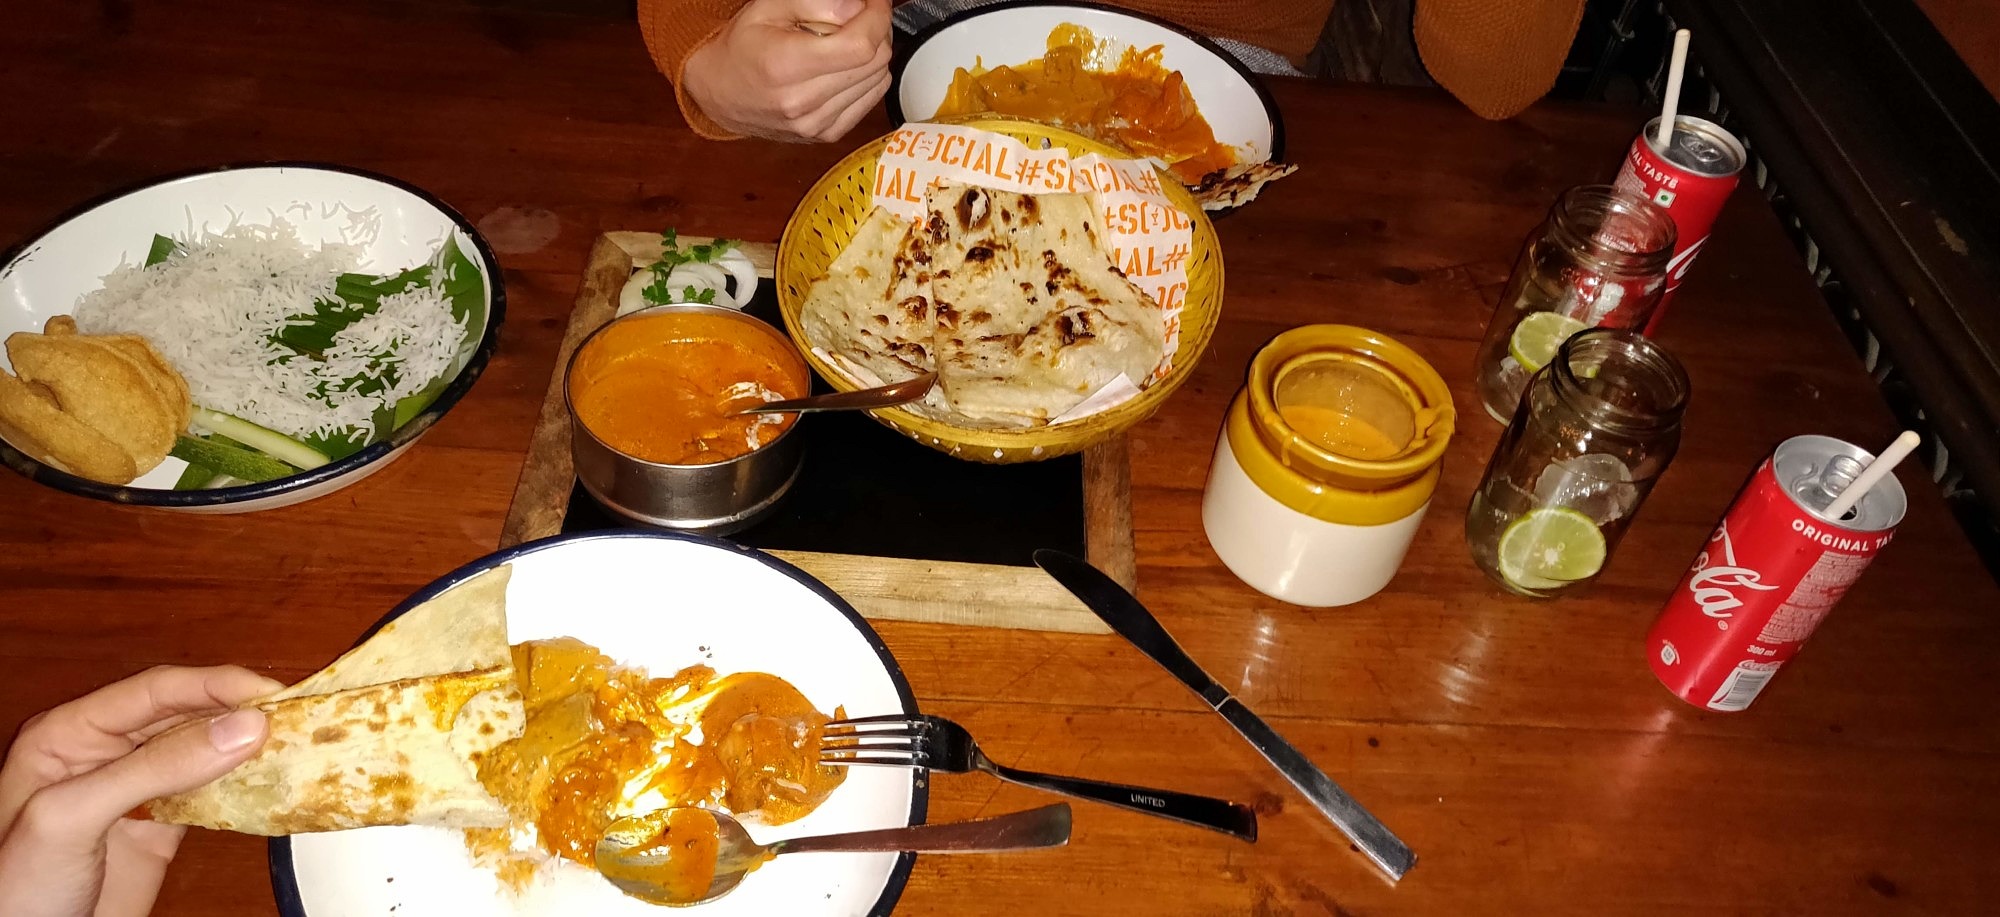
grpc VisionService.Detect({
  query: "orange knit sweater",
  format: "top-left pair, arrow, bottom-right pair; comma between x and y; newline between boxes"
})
638,0 -> 1583,138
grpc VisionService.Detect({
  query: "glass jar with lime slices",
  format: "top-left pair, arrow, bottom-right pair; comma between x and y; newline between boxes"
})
1473,185 -> 1676,422
1466,328 -> 1689,597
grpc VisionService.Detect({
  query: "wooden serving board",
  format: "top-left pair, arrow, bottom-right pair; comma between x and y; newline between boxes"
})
498,233 -> 1134,634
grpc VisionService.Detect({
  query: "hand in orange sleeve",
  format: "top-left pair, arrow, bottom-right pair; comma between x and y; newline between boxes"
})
682,0 -> 894,142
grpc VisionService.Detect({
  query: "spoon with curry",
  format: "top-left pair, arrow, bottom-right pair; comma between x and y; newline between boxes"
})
595,803 -> 1071,906
721,372 -> 938,416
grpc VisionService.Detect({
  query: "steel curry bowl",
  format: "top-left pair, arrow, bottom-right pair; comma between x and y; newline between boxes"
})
564,303 -> 810,534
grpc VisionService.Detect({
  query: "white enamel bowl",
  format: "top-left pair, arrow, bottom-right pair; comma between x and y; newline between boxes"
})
0,163 -> 504,512
890,0 -> 1284,168
271,532 -> 925,917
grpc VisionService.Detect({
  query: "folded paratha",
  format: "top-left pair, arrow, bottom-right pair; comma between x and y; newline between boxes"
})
1192,161 -> 1299,211
798,182 -> 1166,429
798,206 -> 937,389
146,566 -> 526,835
920,185 -> 1165,427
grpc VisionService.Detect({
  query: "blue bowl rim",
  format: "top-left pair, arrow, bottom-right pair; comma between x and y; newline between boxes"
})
0,160 -> 507,508
885,0 -> 1288,165
265,529 -> 926,917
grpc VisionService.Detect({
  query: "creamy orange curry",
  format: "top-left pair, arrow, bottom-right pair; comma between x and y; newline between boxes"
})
594,806 -> 731,905
569,310 -> 808,465
934,23 -> 1237,184
466,638 -> 844,886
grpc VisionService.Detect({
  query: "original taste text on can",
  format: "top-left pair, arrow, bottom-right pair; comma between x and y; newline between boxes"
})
1611,115 -> 1745,333
1647,435 -> 1908,712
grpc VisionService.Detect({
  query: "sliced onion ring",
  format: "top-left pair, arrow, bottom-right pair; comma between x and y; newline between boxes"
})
617,271 -> 652,316
665,262 -> 729,303
615,246 -> 761,316
714,249 -> 759,307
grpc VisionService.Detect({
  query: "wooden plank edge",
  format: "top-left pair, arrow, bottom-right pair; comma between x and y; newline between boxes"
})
1082,435 -> 1139,593
498,236 -> 631,548
768,550 -> 1112,635
608,232 -> 778,276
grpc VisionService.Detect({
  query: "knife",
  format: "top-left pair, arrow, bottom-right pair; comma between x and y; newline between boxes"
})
1032,549 -> 1416,881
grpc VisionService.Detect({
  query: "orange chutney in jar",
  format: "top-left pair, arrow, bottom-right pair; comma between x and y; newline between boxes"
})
567,310 -> 809,465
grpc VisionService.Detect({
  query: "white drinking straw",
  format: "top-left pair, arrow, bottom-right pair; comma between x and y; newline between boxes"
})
1823,430 -> 1921,520
1656,30 -> 1693,147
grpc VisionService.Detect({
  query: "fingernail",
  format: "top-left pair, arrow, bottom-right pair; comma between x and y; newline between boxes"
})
207,709 -> 265,753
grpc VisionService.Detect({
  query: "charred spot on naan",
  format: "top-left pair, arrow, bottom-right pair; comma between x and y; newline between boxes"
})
952,186 -> 992,231
885,341 -> 931,371
1058,311 -> 1098,345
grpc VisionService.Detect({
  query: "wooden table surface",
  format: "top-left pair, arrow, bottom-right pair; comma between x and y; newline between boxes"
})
4,2 -> 1996,914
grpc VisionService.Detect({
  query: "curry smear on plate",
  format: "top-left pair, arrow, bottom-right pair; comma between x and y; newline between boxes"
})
569,310 -> 808,465
466,638 -> 845,887
934,23 -> 1237,184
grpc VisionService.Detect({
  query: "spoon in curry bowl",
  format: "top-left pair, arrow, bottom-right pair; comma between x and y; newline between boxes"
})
721,372 -> 938,417
595,803 -> 1071,906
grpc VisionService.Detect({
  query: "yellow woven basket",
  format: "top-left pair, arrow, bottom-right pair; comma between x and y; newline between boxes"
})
776,118 -> 1224,464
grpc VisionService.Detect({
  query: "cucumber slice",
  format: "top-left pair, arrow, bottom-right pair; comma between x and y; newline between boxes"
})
170,435 -> 299,483
173,461 -> 220,491
190,408 -> 331,470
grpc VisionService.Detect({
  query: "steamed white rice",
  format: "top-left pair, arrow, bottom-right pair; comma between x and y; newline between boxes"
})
72,218 -> 466,442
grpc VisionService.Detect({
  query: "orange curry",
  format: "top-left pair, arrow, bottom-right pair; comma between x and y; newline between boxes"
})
934,23 -> 1237,184
594,806 -> 731,904
569,310 -> 808,465
466,638 -> 845,885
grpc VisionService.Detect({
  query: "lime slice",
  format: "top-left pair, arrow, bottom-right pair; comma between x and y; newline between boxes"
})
1498,507 -> 1607,591
1507,312 -> 1590,374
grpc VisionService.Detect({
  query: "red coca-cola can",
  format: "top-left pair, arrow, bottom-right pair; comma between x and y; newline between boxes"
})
1610,114 -> 1745,333
1647,434 -> 1908,711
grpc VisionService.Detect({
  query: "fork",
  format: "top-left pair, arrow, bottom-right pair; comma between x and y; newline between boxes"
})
820,714 -> 1258,842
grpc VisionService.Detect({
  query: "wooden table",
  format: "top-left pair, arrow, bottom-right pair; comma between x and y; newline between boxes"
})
4,2 -> 1996,914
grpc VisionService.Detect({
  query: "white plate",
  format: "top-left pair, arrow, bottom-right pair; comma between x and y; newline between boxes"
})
271,531 -> 925,916
891,1 -> 1283,167
0,163 -> 504,512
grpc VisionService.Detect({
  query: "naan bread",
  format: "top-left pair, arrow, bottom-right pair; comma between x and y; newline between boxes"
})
797,182 -> 1167,429
798,206 -> 935,389
146,566 -> 525,835
270,567 -> 512,699
920,185 -> 1166,428
1192,161 -> 1298,211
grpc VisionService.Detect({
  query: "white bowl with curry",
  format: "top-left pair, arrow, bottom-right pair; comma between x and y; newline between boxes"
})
890,0 -> 1286,190
264,530 -> 926,915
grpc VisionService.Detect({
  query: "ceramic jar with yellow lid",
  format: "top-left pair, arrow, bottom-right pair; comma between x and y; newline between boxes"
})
1202,325 -> 1455,606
